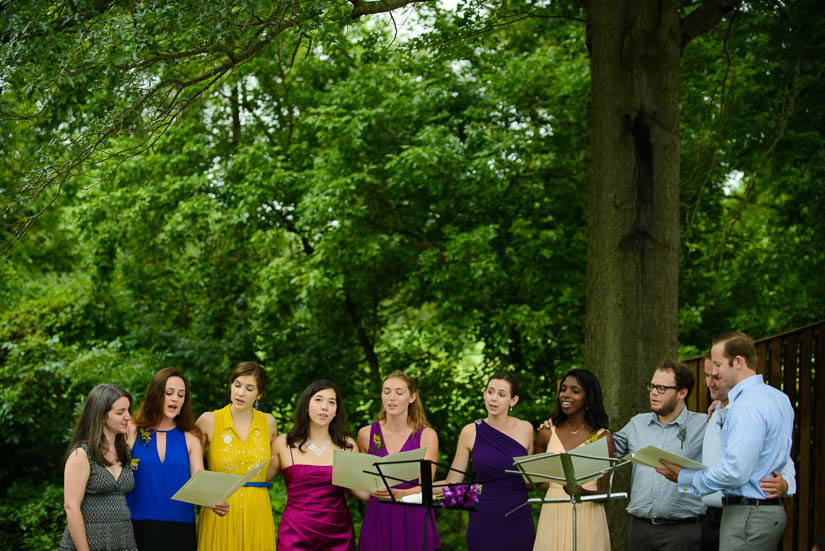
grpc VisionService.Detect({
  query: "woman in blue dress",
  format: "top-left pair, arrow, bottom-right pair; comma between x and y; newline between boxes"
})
126,368 -> 228,550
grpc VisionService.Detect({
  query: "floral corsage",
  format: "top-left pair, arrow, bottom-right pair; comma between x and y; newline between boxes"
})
129,458 -> 140,471
437,483 -> 482,509
678,426 -> 687,449
372,433 -> 383,451
139,428 -> 152,445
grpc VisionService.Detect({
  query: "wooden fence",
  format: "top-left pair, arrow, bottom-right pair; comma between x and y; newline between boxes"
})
681,320 -> 825,551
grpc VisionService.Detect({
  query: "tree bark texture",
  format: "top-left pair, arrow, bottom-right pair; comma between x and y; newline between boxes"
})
583,2 -> 682,547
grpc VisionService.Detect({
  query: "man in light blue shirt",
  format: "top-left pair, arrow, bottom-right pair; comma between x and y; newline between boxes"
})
699,352 -> 793,551
613,360 -> 707,551
658,332 -> 794,551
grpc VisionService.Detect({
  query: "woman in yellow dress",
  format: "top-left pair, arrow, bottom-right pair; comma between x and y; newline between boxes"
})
196,362 -> 279,551
533,368 -> 614,551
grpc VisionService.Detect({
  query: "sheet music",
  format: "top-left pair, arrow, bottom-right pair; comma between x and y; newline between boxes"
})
513,436 -> 609,483
171,458 -> 271,506
332,447 -> 426,493
624,445 -> 707,470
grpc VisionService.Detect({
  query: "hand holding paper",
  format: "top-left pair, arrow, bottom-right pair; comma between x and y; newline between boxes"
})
655,459 -> 683,483
623,445 -> 706,471
332,447 -> 426,493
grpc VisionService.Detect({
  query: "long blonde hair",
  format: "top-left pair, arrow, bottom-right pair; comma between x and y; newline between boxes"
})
378,370 -> 430,431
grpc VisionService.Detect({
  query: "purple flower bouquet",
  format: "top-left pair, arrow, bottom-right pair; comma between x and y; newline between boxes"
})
437,483 -> 482,509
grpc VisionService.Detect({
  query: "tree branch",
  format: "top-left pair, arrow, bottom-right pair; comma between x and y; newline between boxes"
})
714,49 -> 800,269
680,0 -> 743,51
686,13 -> 737,231
344,291 -> 381,380
349,0 -> 429,19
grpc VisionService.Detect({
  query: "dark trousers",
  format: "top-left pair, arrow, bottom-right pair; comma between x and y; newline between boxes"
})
702,507 -> 723,551
628,515 -> 702,551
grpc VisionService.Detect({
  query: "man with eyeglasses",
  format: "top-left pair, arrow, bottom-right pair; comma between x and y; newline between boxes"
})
657,332 -> 794,551
613,359 -> 707,551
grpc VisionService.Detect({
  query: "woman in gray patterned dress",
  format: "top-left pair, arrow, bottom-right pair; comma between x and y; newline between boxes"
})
60,384 -> 139,551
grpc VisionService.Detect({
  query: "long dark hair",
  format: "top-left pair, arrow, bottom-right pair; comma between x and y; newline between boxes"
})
286,380 -> 352,452
65,384 -> 133,467
552,369 -> 609,430
132,367 -> 200,438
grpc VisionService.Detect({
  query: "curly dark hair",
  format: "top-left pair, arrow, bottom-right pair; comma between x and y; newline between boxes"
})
552,368 -> 609,430
659,359 -> 696,400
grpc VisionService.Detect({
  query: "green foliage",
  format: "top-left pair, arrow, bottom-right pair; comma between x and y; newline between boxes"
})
0,482 -> 64,550
678,0 -> 825,346
1,1 -> 823,548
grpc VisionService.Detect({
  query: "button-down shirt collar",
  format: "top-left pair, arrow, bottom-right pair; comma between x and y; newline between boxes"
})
613,402 -> 707,520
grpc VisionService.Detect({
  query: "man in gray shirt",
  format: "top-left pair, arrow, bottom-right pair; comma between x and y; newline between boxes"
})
613,360 -> 707,551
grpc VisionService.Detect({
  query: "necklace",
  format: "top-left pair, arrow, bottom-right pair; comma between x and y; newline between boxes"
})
305,438 -> 331,456
568,423 -> 586,435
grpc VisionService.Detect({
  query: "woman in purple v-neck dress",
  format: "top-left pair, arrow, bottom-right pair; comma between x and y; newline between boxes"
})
357,371 -> 440,551
441,372 -> 535,550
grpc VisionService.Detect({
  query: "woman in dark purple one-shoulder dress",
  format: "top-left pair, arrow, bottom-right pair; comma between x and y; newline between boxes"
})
440,372 -> 535,550
357,370 -> 440,551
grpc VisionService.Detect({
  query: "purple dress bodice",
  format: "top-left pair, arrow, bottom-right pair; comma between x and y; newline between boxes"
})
358,422 -> 440,551
278,455 -> 355,550
466,419 -> 535,550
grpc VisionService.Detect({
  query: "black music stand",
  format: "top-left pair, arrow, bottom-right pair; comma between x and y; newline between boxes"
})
365,458 -> 479,551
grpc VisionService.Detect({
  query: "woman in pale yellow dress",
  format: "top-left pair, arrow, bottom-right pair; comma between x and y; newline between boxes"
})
196,362 -> 279,551
533,368 -> 614,551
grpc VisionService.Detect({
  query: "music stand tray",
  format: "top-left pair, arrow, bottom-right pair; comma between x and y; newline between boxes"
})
365,458 -> 481,551
506,438 -> 629,551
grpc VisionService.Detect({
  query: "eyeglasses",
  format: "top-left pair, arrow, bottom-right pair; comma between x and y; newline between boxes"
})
646,383 -> 681,394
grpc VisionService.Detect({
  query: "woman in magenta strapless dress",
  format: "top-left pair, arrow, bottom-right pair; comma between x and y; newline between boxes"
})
439,372 -> 535,551
271,380 -> 357,551
356,370 -> 440,551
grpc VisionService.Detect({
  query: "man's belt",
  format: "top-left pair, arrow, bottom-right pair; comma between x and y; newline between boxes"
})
722,496 -> 782,506
633,515 -> 702,525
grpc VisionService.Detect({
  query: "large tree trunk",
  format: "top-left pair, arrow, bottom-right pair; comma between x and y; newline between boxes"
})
584,2 -> 682,548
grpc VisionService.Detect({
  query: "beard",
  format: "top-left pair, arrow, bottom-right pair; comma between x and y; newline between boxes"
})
651,394 -> 678,417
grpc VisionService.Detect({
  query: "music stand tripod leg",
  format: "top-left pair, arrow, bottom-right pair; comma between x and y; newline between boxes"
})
421,459 -> 430,551
560,453 -> 580,551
